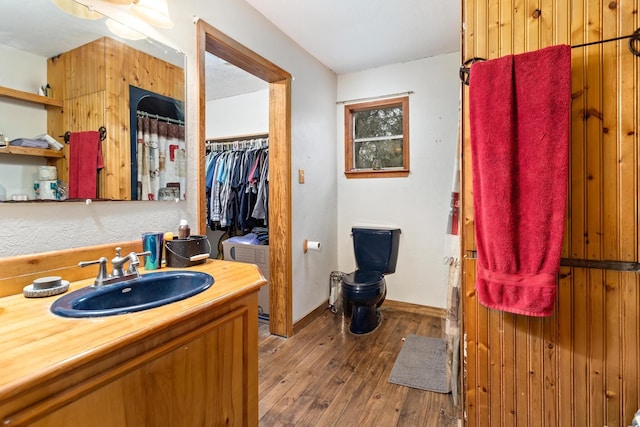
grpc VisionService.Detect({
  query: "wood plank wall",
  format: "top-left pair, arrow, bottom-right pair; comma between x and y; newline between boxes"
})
47,37 -> 185,200
461,1 -> 640,426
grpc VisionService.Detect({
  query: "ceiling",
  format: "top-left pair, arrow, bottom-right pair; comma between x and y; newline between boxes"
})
1,1 -> 461,101
208,0 -> 461,100
244,0 -> 460,75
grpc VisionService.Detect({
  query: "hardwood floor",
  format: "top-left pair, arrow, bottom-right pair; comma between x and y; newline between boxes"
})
258,301 -> 460,426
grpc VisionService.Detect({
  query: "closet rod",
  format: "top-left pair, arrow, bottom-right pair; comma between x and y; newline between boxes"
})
136,110 -> 184,126
206,133 -> 269,143
460,27 -> 640,85
206,139 -> 268,152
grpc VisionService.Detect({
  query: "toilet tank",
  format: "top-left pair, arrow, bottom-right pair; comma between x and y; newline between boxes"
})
352,226 -> 401,274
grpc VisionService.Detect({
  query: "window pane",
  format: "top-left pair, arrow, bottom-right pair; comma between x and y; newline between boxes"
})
353,106 -> 403,139
354,139 -> 404,169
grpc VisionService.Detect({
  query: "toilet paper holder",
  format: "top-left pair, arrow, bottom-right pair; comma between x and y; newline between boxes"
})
303,240 -> 321,253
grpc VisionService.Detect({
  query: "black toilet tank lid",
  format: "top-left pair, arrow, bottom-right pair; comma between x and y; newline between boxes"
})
352,226 -> 401,233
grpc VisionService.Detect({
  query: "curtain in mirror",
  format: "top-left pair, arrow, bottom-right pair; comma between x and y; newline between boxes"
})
136,115 -> 186,201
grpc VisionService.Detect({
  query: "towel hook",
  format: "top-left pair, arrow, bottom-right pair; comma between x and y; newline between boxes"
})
459,57 -> 486,86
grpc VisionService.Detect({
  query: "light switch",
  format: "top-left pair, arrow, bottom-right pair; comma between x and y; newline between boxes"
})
298,169 -> 305,184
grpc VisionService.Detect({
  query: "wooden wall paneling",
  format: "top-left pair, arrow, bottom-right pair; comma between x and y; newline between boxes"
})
114,41 -> 131,200
622,272 -> 640,423
65,38 -> 106,99
55,37 -> 185,200
501,314 -> 517,427
460,0 -> 480,425
498,0 -> 513,57
463,259 -> 478,426
585,1 -> 604,262
604,5 -> 628,408
542,308 -> 558,425
511,0 -> 526,55
462,0 -> 640,426
619,2 -> 638,260
556,267 -> 573,426
514,316 -> 529,426
569,8 -> 587,262
488,309 -> 501,424
47,55 -> 68,182
601,0 -> 619,261
605,272 -> 622,427
104,38 -> 125,200
525,1 -> 539,52
476,269 -> 490,421
572,268 -> 589,426
66,91 -> 105,196
484,3 -> 502,423
589,270 -> 606,425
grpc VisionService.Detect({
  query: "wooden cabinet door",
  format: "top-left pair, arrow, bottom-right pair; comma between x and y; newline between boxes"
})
14,304 -> 257,427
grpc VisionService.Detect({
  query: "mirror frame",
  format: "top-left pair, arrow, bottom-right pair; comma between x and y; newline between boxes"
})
196,20 -> 293,337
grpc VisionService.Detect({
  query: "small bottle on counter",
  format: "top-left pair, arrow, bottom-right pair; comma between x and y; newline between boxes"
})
178,219 -> 190,239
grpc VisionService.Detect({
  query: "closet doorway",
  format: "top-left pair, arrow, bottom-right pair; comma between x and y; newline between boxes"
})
197,20 -> 293,337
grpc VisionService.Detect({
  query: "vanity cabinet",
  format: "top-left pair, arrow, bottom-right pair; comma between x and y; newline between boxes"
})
0,255 -> 263,427
11,297 -> 256,427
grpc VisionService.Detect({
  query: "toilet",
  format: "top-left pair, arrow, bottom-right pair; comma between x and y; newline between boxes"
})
342,226 -> 401,334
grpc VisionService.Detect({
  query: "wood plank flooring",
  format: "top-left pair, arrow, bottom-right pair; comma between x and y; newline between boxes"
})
258,301 -> 460,426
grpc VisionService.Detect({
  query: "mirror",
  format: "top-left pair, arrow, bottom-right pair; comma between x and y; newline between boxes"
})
0,0 -> 185,202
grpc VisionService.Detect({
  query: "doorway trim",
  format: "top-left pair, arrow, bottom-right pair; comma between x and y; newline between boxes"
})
196,20 -> 293,337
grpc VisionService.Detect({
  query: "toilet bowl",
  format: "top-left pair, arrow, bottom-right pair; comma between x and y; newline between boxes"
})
342,227 -> 401,334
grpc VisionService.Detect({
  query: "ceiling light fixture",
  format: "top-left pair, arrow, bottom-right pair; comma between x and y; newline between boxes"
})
52,0 -> 174,30
52,0 -> 103,20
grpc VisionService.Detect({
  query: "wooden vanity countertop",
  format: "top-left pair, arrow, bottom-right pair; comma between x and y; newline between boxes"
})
0,259 -> 266,403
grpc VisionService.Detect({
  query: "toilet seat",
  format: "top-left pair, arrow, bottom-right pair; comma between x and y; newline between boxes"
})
342,270 -> 384,290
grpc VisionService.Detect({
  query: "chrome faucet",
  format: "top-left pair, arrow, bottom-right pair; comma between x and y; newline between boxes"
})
79,247 -> 151,287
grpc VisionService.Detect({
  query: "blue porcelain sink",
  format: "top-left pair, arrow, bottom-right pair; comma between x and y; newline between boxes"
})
51,271 -> 214,318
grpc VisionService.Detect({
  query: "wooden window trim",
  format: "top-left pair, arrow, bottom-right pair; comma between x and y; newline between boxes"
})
344,96 -> 410,178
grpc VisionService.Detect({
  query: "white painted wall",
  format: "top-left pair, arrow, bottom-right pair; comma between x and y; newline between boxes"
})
206,90 -> 268,139
2,0 -> 338,323
336,52 -> 460,309
0,44 -> 50,199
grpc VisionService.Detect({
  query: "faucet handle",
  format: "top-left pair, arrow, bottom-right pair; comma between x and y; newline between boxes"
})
125,251 -> 151,276
78,257 -> 109,286
78,257 -> 107,269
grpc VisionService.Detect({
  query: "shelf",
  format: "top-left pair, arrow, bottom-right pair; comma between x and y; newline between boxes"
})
0,146 -> 64,158
0,85 -> 63,108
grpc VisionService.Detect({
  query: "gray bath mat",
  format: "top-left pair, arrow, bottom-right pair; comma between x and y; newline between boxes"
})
388,334 -> 450,393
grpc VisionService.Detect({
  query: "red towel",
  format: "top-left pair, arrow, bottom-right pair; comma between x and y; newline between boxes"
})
68,131 -> 104,199
469,45 -> 571,317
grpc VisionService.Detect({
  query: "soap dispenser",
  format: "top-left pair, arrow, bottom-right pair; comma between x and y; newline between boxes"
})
178,219 -> 190,239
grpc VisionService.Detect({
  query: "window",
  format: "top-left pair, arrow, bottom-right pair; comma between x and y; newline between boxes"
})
344,96 -> 409,178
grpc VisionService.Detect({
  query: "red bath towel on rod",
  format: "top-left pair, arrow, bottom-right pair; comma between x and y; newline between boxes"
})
68,131 -> 104,199
468,45 -> 571,317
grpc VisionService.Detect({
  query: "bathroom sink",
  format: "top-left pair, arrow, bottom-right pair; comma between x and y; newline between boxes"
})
51,271 -> 214,318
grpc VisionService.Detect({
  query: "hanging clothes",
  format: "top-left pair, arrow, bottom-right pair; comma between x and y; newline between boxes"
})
205,138 -> 269,236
